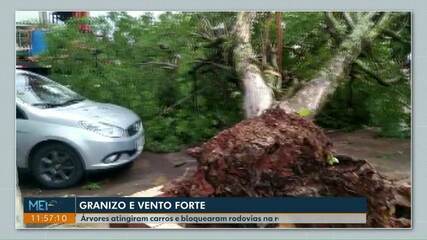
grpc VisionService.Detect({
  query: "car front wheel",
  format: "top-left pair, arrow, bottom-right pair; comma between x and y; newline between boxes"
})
30,143 -> 84,188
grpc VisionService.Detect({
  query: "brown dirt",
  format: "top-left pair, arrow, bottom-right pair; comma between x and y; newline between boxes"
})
160,109 -> 411,227
19,130 -> 410,199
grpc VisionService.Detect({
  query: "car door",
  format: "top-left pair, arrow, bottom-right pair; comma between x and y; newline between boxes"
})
16,105 -> 32,168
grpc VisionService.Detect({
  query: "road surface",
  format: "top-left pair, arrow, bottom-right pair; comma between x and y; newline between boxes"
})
20,129 -> 410,197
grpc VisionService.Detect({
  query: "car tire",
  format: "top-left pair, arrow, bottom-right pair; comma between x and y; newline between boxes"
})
30,143 -> 84,189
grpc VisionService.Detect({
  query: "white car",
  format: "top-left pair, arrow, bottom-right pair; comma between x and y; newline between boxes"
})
16,70 -> 144,188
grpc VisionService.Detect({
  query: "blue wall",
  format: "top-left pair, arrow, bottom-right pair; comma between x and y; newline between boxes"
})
30,29 -> 47,55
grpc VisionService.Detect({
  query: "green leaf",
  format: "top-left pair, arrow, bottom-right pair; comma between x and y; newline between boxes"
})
297,107 -> 312,117
327,154 -> 339,166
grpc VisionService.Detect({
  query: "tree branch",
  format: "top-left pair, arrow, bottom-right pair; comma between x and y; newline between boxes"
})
343,12 -> 355,29
277,13 -> 400,117
139,61 -> 178,69
158,85 -> 210,115
363,12 -> 378,20
381,28 -> 410,44
367,13 -> 393,40
193,59 -> 233,71
354,59 -> 401,86
324,12 -> 346,39
351,12 -> 361,23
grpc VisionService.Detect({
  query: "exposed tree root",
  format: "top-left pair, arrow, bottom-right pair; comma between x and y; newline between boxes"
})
162,108 -> 411,228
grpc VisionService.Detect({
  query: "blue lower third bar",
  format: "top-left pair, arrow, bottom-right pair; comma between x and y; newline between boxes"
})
74,197 -> 367,213
24,197 -> 367,213
24,197 -> 367,224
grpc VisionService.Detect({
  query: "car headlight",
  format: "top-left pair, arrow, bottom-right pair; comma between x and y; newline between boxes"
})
79,121 -> 124,138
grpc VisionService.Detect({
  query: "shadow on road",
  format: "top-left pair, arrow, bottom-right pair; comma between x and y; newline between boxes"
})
19,151 -> 196,197
19,129 -> 410,197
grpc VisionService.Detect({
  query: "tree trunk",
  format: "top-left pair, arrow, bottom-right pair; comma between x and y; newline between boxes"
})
233,12 -> 274,118
161,14 -> 409,228
275,12 -> 283,74
232,12 -> 395,118
278,13 -> 394,116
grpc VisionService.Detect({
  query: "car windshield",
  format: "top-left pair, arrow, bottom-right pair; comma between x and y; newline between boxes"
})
16,73 -> 85,108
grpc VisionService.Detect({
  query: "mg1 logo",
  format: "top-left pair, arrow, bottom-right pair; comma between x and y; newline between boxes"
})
28,199 -> 57,212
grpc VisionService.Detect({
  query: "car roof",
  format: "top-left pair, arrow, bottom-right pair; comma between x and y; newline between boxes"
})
16,69 -> 29,75
15,70 -> 38,85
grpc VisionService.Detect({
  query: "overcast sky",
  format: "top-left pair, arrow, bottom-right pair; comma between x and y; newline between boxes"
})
16,11 -> 162,22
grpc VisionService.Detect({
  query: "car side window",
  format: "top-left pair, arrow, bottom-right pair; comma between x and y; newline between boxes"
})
16,106 -> 27,119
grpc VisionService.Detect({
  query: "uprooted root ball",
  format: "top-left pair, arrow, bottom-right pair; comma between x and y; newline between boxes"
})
162,108 -> 410,228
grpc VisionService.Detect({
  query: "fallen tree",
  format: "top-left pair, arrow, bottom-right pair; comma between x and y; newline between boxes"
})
162,108 -> 411,228
231,12 -> 408,118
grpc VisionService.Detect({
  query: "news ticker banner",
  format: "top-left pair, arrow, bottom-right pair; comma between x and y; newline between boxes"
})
23,197 -> 367,225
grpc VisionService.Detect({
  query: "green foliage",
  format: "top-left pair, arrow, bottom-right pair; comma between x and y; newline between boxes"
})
282,12 -> 411,138
282,13 -> 334,80
82,181 -> 102,190
297,107 -> 312,117
327,154 -> 339,165
39,12 -> 410,153
40,12 -> 242,152
316,74 -> 410,138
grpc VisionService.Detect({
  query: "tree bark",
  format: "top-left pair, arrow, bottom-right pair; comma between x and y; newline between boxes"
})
278,13 -> 393,116
233,12 -> 274,118
232,12 -> 395,118
275,12 -> 283,73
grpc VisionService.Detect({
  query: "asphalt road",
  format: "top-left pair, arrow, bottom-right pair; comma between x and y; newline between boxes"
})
19,129 -> 410,197
19,151 -> 196,197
